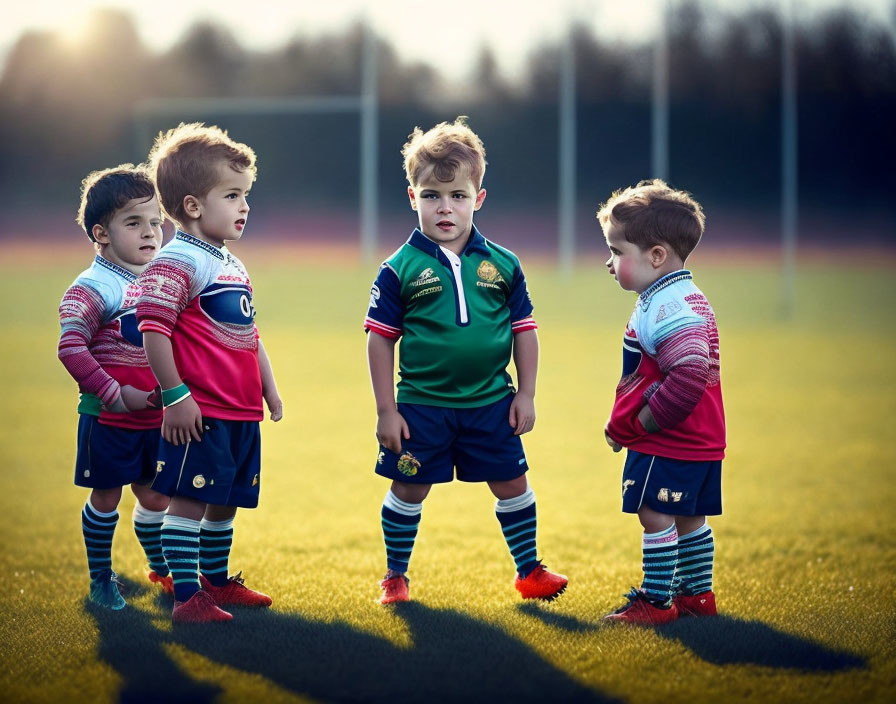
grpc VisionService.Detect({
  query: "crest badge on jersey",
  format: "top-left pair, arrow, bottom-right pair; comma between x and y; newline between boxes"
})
369,284 -> 380,309
477,260 -> 503,283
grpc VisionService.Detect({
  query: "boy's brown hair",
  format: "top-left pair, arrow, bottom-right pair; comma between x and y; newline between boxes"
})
148,122 -> 257,226
597,179 -> 706,262
77,164 -> 157,242
402,116 -> 487,189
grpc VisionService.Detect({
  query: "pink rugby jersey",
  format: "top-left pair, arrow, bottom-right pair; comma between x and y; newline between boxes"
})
606,270 -> 726,461
136,232 -> 263,422
58,255 -> 162,430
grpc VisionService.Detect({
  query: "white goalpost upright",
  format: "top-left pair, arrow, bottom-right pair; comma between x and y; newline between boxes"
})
133,22 -> 380,263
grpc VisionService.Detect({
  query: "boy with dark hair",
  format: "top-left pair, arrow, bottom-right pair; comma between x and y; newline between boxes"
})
599,179 -> 725,625
365,117 -> 567,604
59,164 -> 171,609
138,123 -> 283,624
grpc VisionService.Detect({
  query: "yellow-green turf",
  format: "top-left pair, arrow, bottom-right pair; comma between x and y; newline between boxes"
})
1,246 -> 893,703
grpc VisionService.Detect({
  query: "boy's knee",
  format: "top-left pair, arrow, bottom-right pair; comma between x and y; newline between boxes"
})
488,475 -> 529,501
390,481 -> 431,504
132,485 -> 170,512
637,505 -> 675,533
89,487 -> 122,513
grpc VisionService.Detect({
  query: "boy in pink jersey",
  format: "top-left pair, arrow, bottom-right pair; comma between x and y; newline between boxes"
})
599,179 -> 725,625
58,164 -> 172,610
137,123 -> 283,624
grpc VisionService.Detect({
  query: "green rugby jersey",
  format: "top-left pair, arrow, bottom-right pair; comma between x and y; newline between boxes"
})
364,227 -> 537,408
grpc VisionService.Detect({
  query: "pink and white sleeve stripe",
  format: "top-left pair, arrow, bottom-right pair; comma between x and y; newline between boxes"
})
58,284 -> 120,405
364,317 -> 402,339
648,325 -> 711,429
136,258 -> 193,337
511,316 -> 538,334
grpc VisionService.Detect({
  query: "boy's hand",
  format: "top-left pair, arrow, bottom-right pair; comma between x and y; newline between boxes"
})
604,428 -> 623,453
509,391 -> 536,436
637,405 -> 662,433
376,409 -> 410,454
265,392 -> 283,422
119,384 -> 157,412
163,395 -> 203,446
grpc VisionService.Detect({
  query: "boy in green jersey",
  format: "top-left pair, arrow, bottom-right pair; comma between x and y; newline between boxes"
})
364,117 -> 568,604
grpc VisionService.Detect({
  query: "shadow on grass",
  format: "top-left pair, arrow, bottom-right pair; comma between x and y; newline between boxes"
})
87,597 -> 617,703
656,615 -> 866,671
516,601 -> 601,633
85,598 -> 222,704
171,602 -> 617,703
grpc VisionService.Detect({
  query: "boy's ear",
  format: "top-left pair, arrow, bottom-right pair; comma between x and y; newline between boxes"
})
183,195 -> 201,220
92,224 -> 109,244
474,188 -> 487,211
650,245 -> 668,268
407,186 -> 417,211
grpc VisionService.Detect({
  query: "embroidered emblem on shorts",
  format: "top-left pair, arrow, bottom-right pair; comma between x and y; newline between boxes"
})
84,470 -> 91,478
193,475 -> 206,489
252,474 -> 259,487
477,260 -> 503,283
671,491 -> 683,502
657,487 -> 669,502
377,451 -> 385,465
397,452 -> 421,477
622,479 -> 635,496
155,461 -> 165,474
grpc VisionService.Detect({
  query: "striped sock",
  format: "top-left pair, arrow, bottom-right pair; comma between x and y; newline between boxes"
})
161,515 -> 201,602
641,524 -> 679,603
200,517 -> 234,587
496,489 -> 539,578
675,522 -> 715,595
133,504 -> 168,577
82,499 -> 118,580
381,491 -> 422,574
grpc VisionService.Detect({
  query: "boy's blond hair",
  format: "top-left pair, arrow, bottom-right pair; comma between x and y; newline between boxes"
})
148,122 -> 257,226
402,116 -> 487,189
597,179 -> 706,262
76,164 -> 157,242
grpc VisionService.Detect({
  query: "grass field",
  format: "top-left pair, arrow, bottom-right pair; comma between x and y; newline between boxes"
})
0,244 -> 894,704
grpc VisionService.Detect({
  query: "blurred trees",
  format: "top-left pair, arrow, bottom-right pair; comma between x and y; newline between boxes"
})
1,3 -> 892,240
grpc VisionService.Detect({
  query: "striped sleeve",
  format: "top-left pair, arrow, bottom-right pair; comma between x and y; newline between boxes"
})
646,325 -> 711,429
364,263 -> 403,339
508,264 -> 537,334
57,283 -> 120,405
136,255 -> 195,337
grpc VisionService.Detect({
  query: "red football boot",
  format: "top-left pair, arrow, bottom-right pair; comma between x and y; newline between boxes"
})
514,563 -> 568,601
172,590 -> 233,623
148,570 -> 174,596
604,588 -> 678,625
379,571 -> 410,604
199,571 -> 272,608
674,591 -> 717,617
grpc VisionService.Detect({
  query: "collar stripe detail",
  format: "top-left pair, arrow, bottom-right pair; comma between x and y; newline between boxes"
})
175,231 -> 225,260
639,270 -> 692,302
94,255 -> 136,282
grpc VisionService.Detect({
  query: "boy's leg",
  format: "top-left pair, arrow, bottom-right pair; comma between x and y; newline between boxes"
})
131,484 -> 171,588
199,505 -> 272,608
379,481 -> 428,604
490,477 -> 568,600
673,516 -> 717,616
637,506 -> 679,603
161,496 -> 205,602
82,487 -> 126,610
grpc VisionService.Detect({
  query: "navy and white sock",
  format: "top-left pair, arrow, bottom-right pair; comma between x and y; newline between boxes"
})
641,524 -> 679,604
675,522 -> 714,595
133,504 -> 168,577
82,498 -> 118,580
161,515 -> 201,602
199,517 -> 234,587
495,488 -> 539,578
381,491 -> 422,574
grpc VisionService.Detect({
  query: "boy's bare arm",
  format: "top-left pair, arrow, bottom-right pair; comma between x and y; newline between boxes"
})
257,338 -> 283,422
367,332 -> 409,453
509,329 -> 538,435
144,331 -> 203,446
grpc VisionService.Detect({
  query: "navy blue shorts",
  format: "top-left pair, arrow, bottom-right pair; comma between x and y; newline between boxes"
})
74,415 -> 160,490
151,418 -> 261,508
375,392 -> 528,484
621,450 -> 722,516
